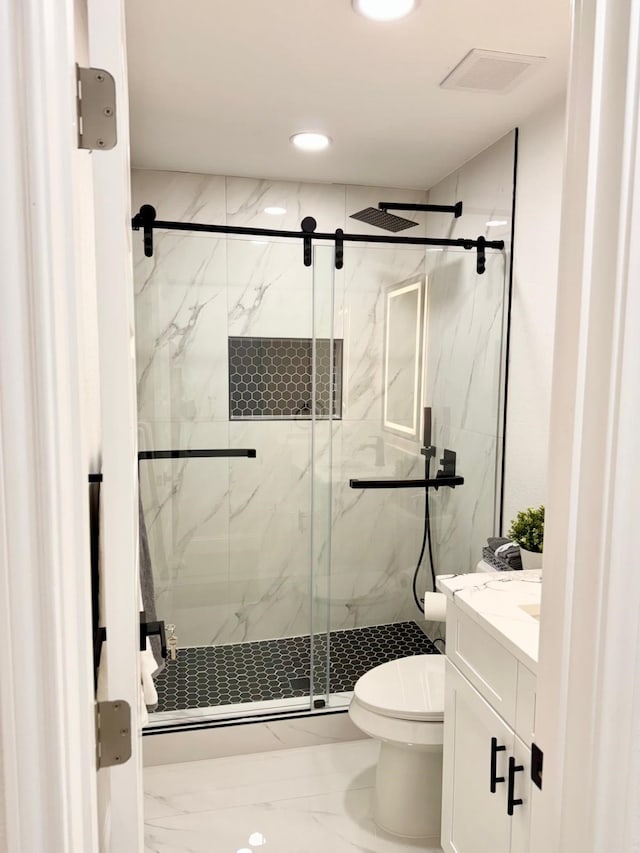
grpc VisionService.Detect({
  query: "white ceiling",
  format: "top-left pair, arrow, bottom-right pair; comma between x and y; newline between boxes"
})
125,0 -> 570,189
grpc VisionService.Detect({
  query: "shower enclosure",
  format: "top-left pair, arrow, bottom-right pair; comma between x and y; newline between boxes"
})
132,168 -> 512,728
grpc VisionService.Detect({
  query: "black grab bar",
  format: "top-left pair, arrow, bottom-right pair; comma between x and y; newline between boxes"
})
349,475 -> 464,490
138,448 -> 256,461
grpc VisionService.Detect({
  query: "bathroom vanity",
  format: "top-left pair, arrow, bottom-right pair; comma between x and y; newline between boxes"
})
436,570 -> 541,853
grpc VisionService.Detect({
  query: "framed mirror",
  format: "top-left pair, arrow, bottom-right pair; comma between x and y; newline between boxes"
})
383,276 -> 426,438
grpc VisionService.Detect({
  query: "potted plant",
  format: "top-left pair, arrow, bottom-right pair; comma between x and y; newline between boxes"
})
507,505 -> 544,570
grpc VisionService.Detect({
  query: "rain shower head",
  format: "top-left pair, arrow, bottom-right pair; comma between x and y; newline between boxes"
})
349,206 -> 419,232
349,200 -> 463,232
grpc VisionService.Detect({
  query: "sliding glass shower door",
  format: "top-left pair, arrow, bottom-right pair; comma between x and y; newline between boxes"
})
318,242 -> 508,709
133,217 -> 509,725
135,231 -> 334,723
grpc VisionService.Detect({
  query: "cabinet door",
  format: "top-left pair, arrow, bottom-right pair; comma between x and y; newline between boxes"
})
510,736 -> 532,853
442,661 -> 514,853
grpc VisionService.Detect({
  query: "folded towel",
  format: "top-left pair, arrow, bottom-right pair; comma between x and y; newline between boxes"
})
95,490 -> 159,724
484,537 -> 523,571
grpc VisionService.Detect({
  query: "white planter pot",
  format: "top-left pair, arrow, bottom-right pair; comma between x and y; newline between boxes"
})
520,547 -> 543,570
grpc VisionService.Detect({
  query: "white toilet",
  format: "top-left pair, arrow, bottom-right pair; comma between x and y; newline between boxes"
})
348,654 -> 445,840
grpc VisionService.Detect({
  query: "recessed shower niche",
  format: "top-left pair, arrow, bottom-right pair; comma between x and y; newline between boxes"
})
228,336 -> 343,420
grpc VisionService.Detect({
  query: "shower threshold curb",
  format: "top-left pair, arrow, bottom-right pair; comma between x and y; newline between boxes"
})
142,705 -> 366,767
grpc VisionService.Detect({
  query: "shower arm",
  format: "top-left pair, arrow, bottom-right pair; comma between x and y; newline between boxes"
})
378,201 -> 464,218
131,205 -> 502,274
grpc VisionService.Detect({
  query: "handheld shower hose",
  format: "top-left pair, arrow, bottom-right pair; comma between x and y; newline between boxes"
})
411,456 -> 437,613
412,407 -> 437,613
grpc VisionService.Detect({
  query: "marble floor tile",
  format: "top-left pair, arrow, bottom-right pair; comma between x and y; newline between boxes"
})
144,740 -> 442,852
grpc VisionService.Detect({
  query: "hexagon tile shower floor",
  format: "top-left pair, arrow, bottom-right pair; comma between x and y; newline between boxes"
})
152,622 -> 439,713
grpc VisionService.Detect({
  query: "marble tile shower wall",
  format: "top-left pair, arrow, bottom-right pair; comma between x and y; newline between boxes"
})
132,137 -> 512,648
133,170 -> 431,646
422,131 -> 515,580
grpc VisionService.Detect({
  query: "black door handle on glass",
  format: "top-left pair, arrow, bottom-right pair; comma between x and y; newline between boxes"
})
507,756 -> 524,815
490,737 -> 506,792
140,615 -> 167,659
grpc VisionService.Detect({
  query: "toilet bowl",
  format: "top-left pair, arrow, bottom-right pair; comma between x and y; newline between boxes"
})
348,654 -> 445,840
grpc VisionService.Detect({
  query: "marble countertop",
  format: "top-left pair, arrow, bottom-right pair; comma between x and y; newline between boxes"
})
436,570 -> 542,672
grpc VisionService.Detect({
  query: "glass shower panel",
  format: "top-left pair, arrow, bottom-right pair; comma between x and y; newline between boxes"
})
325,243 -> 431,709
135,232 -> 232,687
324,243 -> 507,707
135,231 -> 318,722
422,248 -> 507,578
309,244 -> 336,708
225,237 -> 315,697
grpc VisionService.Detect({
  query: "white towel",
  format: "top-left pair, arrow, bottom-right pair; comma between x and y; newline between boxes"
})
138,584 -> 158,723
96,484 -> 158,729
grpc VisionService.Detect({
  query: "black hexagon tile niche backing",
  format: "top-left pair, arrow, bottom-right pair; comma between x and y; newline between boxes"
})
152,621 -> 439,714
228,336 -> 343,419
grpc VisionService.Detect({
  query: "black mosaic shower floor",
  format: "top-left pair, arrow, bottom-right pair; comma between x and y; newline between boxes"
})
152,621 -> 439,713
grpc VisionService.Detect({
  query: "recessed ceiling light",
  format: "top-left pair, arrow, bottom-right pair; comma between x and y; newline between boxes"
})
264,206 -> 286,215
352,0 -> 418,22
290,132 -> 331,151
486,219 -> 508,227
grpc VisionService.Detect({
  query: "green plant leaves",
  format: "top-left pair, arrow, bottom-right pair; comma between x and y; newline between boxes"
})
507,505 -> 545,553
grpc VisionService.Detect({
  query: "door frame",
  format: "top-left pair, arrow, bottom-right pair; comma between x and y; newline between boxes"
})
88,0 -> 145,850
0,0 -> 143,851
0,0 -> 101,850
532,0 -> 640,849
4,0 -> 640,850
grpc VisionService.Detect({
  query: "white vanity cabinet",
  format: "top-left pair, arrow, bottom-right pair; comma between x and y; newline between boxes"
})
437,575 -> 540,853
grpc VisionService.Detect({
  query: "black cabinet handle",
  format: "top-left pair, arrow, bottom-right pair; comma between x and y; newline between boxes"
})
507,756 -> 525,815
490,737 -> 506,793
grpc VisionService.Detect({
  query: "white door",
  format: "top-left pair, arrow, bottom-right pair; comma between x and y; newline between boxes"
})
88,0 -> 146,850
0,0 -> 144,851
442,661 -> 513,853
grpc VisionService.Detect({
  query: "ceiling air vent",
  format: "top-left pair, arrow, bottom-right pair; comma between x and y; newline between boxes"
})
440,49 -> 545,93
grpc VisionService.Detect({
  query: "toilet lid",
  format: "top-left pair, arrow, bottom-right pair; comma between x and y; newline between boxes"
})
353,655 -> 445,721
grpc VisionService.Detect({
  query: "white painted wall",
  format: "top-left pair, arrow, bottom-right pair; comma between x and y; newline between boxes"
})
503,97 -> 566,526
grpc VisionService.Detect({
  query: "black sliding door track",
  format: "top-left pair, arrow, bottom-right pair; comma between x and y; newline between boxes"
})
132,205 -> 504,273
